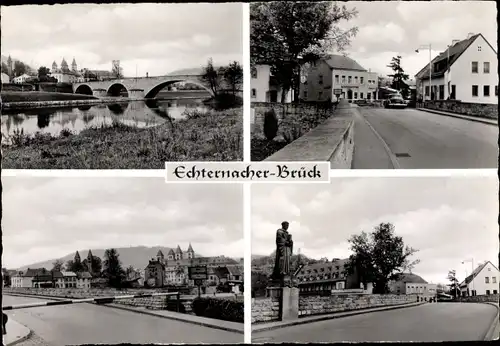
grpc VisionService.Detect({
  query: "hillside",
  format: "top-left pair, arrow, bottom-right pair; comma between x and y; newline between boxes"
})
17,246 -> 206,272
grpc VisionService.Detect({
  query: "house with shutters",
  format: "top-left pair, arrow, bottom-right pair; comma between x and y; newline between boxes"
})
415,33 -> 498,104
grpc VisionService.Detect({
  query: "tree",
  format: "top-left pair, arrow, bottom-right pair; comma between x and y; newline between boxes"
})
223,61 -> 243,96
51,259 -> 64,272
251,2 -> 358,103
447,270 -> 460,299
387,55 -> 410,98
111,60 -> 123,79
201,58 -> 222,96
126,265 -> 135,276
13,60 -> 27,78
103,248 -> 126,288
7,55 -> 13,78
344,222 -> 420,294
1,62 -> 9,75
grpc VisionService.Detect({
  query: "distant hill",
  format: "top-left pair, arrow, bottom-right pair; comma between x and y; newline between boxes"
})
167,67 -> 205,76
17,246 -> 205,272
1,55 -> 34,72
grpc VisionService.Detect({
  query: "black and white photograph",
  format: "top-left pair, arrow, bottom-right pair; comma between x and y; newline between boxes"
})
250,1 -> 497,169
1,177 -> 244,345
251,175 -> 499,342
1,3 -> 243,169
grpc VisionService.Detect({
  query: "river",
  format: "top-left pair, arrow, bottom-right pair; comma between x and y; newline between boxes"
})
1,97 -> 212,143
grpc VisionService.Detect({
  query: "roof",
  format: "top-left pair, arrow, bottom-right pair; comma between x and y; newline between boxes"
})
77,272 -> 92,279
460,261 -> 498,287
324,54 -> 367,72
175,245 -> 183,253
227,265 -> 243,276
299,258 -> 349,275
394,273 -> 428,284
157,250 -> 164,257
168,249 -> 175,255
213,266 -> 230,278
18,268 -> 49,277
187,243 -> 194,252
61,271 -> 77,277
415,33 -> 496,80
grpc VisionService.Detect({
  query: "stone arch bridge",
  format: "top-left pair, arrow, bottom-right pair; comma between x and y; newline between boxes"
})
73,74 -> 213,100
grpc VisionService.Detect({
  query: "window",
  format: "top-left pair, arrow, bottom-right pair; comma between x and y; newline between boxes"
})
360,92 -> 364,99
335,75 -> 339,84
348,76 -> 352,84
451,85 -> 456,99
360,77 -> 364,84
355,76 -> 358,84
478,46 -> 482,51
494,290 -> 498,294
354,92 -> 358,99
342,76 -> 346,84
318,91 -> 323,98
485,277 -> 490,283
493,277 -> 497,283
319,74 -> 323,85
496,86 -> 498,96
251,89 -> 256,98
484,62 -> 490,73
304,91 -> 308,98
439,85 -> 445,100
472,85 -> 478,97
425,86 -> 429,96
484,85 -> 490,96
486,290 -> 491,295
367,93 -> 371,100
471,61 -> 478,73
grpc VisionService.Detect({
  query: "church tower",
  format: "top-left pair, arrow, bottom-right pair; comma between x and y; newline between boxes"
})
157,250 -> 165,264
187,243 -> 195,259
74,251 -> 81,263
51,61 -> 58,73
175,245 -> 183,260
71,58 -> 77,72
61,58 -> 69,71
87,250 -> 93,274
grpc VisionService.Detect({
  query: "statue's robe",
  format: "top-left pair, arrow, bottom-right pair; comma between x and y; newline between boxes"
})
272,228 -> 292,279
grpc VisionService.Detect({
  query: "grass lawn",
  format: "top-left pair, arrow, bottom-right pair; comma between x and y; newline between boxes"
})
2,108 -> 242,169
1,91 -> 97,103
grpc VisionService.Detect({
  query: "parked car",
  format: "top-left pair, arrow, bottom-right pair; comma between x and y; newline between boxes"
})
383,96 -> 408,109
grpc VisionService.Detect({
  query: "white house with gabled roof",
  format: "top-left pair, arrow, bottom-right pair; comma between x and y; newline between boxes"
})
415,33 -> 498,104
459,261 -> 499,296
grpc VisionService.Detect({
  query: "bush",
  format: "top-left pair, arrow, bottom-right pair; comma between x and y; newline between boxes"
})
263,109 -> 278,140
191,297 -> 243,323
164,297 -> 186,313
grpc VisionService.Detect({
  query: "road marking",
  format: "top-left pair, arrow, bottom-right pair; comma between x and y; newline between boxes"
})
359,111 -> 401,169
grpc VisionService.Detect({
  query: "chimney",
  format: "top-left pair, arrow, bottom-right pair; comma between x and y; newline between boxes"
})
467,32 -> 474,39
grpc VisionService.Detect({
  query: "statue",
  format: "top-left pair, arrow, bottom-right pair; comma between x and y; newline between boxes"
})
271,221 -> 294,286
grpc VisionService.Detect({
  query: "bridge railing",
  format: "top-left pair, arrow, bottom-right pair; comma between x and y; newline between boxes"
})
1,292 -> 181,335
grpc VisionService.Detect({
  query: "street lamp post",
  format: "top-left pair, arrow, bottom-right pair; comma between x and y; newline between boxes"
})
416,44 -> 432,101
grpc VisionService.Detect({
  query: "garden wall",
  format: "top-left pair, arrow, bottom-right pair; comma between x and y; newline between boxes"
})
252,297 -> 280,324
422,100 -> 498,119
456,294 -> 499,303
299,293 -> 418,317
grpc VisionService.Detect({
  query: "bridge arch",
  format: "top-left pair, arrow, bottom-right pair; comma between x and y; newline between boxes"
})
144,79 -> 213,99
107,83 -> 129,97
75,84 -> 93,95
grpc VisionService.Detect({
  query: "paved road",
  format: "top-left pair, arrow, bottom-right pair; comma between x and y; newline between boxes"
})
352,107 -> 498,169
3,295 -> 242,345
252,303 -> 498,342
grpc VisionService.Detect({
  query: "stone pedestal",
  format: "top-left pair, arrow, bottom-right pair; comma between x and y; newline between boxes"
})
93,88 -> 107,98
266,286 -> 282,298
281,286 -> 299,321
129,89 -> 145,100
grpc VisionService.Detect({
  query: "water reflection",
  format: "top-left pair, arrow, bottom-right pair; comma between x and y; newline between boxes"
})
1,98 -> 210,141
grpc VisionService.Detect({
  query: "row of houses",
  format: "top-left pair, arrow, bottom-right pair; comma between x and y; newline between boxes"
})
10,268 -> 92,289
293,257 -> 498,298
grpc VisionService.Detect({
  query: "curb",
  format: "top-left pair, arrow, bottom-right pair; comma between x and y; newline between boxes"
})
3,292 -> 243,335
2,318 -> 33,346
104,303 -> 243,334
252,301 -> 426,333
416,108 -> 497,126
482,302 -> 499,340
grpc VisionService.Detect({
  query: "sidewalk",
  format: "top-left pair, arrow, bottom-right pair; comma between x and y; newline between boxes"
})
252,301 -> 425,333
105,303 -> 244,334
2,317 -> 31,346
416,107 -> 497,125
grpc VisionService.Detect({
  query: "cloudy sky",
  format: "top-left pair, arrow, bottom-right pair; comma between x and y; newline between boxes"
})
338,1 -> 497,78
252,176 -> 498,285
1,3 -> 242,76
2,177 -> 243,269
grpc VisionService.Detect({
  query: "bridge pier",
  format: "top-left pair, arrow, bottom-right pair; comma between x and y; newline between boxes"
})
93,88 -> 107,98
129,89 -> 145,100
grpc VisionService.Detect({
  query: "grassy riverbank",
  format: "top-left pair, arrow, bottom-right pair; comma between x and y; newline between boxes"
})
1,91 -> 97,103
2,108 -> 242,168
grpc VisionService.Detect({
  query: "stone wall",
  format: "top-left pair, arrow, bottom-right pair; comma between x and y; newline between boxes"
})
252,297 -> 280,324
456,294 -> 499,303
251,102 -> 332,139
423,100 -> 498,119
2,287 -> 192,313
298,293 -> 418,317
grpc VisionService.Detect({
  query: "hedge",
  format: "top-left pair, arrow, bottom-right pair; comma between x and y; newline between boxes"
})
191,297 -> 243,323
